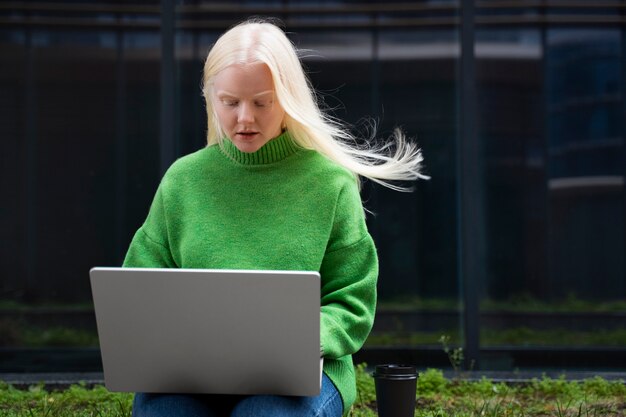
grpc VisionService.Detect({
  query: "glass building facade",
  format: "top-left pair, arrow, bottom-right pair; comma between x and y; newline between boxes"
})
1,1 -> 625,372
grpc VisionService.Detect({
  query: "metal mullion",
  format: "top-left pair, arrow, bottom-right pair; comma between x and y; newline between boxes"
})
176,17 -> 460,31
176,2 -> 458,15
539,8 -> 551,309
0,3 -> 160,14
0,17 -> 161,30
458,0 -> 482,370
24,26 -> 37,299
114,27 -> 127,265
622,9 -> 626,298
477,1 -> 626,10
0,1 -> 458,15
4,17 -> 626,31
476,15 -> 626,26
160,0 -> 175,177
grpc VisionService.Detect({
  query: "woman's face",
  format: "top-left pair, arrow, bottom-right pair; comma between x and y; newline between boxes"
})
211,62 -> 286,153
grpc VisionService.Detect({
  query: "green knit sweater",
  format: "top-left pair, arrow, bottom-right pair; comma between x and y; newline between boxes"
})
123,132 -> 378,414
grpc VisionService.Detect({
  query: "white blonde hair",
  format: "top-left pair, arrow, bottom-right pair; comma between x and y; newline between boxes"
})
202,18 -> 429,191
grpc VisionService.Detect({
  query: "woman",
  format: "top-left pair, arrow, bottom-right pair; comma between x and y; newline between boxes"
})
125,18 -> 427,417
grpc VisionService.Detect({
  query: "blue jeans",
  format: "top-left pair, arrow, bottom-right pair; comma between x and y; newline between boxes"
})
132,374 -> 343,417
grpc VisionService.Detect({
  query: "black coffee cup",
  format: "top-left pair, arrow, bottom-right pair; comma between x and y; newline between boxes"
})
373,364 -> 418,417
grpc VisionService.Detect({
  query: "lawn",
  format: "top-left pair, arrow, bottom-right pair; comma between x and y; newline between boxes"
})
1,365 -> 625,416
354,366 -> 626,416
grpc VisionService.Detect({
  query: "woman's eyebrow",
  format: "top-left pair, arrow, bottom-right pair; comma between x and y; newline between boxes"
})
215,90 -> 274,98
253,90 -> 274,98
215,91 -> 237,98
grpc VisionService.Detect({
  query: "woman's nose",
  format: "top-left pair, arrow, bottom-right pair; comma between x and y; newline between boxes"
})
237,102 -> 255,123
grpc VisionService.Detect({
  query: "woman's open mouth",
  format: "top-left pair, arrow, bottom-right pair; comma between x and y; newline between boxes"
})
236,131 -> 259,140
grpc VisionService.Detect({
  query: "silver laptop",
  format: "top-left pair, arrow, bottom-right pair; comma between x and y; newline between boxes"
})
90,267 -> 321,396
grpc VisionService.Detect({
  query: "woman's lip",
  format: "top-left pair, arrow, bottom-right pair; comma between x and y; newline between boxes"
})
235,132 -> 259,141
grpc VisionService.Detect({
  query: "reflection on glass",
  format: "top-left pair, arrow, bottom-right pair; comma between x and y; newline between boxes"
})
0,28 -> 161,351
546,28 -> 624,311
370,29 -> 460,349
5,2 -> 622,373
477,27 -> 625,358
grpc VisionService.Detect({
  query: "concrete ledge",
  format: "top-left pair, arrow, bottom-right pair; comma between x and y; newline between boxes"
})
440,370 -> 626,383
0,372 -> 104,390
1,370 -> 625,391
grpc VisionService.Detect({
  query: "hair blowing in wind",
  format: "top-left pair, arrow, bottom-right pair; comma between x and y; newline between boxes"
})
202,19 -> 430,191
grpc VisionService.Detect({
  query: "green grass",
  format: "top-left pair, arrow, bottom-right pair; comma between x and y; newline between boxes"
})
2,367 -> 625,417
353,365 -> 626,417
0,382 -> 133,416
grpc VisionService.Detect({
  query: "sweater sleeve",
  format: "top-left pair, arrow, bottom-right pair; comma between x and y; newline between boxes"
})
122,184 -> 178,268
319,180 -> 378,359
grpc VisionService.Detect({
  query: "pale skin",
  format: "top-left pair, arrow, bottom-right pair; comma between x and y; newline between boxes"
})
211,62 -> 286,153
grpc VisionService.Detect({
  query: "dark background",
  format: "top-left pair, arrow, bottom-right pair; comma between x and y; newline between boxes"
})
1,0 -> 625,372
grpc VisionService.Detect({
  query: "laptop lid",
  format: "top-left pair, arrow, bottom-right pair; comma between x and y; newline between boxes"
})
90,267 -> 321,396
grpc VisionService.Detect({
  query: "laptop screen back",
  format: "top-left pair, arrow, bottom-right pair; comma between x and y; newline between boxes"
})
90,267 -> 321,396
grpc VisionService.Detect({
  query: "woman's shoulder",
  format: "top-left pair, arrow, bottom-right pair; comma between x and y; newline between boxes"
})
298,149 -> 358,189
159,145 -> 220,187
165,145 -> 217,176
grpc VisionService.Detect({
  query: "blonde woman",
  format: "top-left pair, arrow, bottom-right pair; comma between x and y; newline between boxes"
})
125,18 -> 427,417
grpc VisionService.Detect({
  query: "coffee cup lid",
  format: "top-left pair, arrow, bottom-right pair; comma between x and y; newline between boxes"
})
374,364 -> 417,376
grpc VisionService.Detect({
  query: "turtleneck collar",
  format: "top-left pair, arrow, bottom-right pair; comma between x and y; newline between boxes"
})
219,131 -> 300,166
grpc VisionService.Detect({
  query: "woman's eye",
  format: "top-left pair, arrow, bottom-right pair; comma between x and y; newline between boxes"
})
255,100 -> 271,108
223,100 -> 238,107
